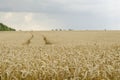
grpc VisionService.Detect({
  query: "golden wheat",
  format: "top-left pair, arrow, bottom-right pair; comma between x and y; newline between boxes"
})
0,31 -> 120,80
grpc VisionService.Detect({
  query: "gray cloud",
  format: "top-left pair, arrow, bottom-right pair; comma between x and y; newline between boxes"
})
0,0 -> 111,13
0,0 -> 120,30
0,0 -> 65,13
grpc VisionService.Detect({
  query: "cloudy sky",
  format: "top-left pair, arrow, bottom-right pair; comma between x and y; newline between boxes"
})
0,0 -> 120,30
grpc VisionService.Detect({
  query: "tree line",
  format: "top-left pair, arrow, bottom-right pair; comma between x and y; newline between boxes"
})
0,23 -> 16,31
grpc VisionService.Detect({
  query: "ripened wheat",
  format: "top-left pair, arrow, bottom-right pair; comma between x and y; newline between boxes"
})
0,31 -> 120,80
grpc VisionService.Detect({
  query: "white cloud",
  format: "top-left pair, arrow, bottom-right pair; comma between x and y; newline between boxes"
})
24,13 -> 33,23
0,12 -> 62,30
3,12 -> 13,20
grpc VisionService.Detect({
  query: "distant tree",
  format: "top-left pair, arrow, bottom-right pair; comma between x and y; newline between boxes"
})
59,29 -> 62,31
0,23 -> 16,31
55,29 -> 58,31
68,29 -> 73,31
104,29 -> 107,32
51,29 -> 54,31
51,29 -> 64,31
19,30 -> 22,31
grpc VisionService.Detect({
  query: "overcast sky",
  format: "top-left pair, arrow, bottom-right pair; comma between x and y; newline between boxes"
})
0,0 -> 120,30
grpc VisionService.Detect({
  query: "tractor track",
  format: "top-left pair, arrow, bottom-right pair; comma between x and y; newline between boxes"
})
22,32 -> 52,46
42,35 -> 52,45
22,32 -> 34,46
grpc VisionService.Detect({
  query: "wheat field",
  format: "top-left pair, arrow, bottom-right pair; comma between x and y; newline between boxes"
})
0,31 -> 120,80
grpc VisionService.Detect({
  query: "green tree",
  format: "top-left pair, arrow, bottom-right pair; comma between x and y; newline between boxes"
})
0,23 -> 16,31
